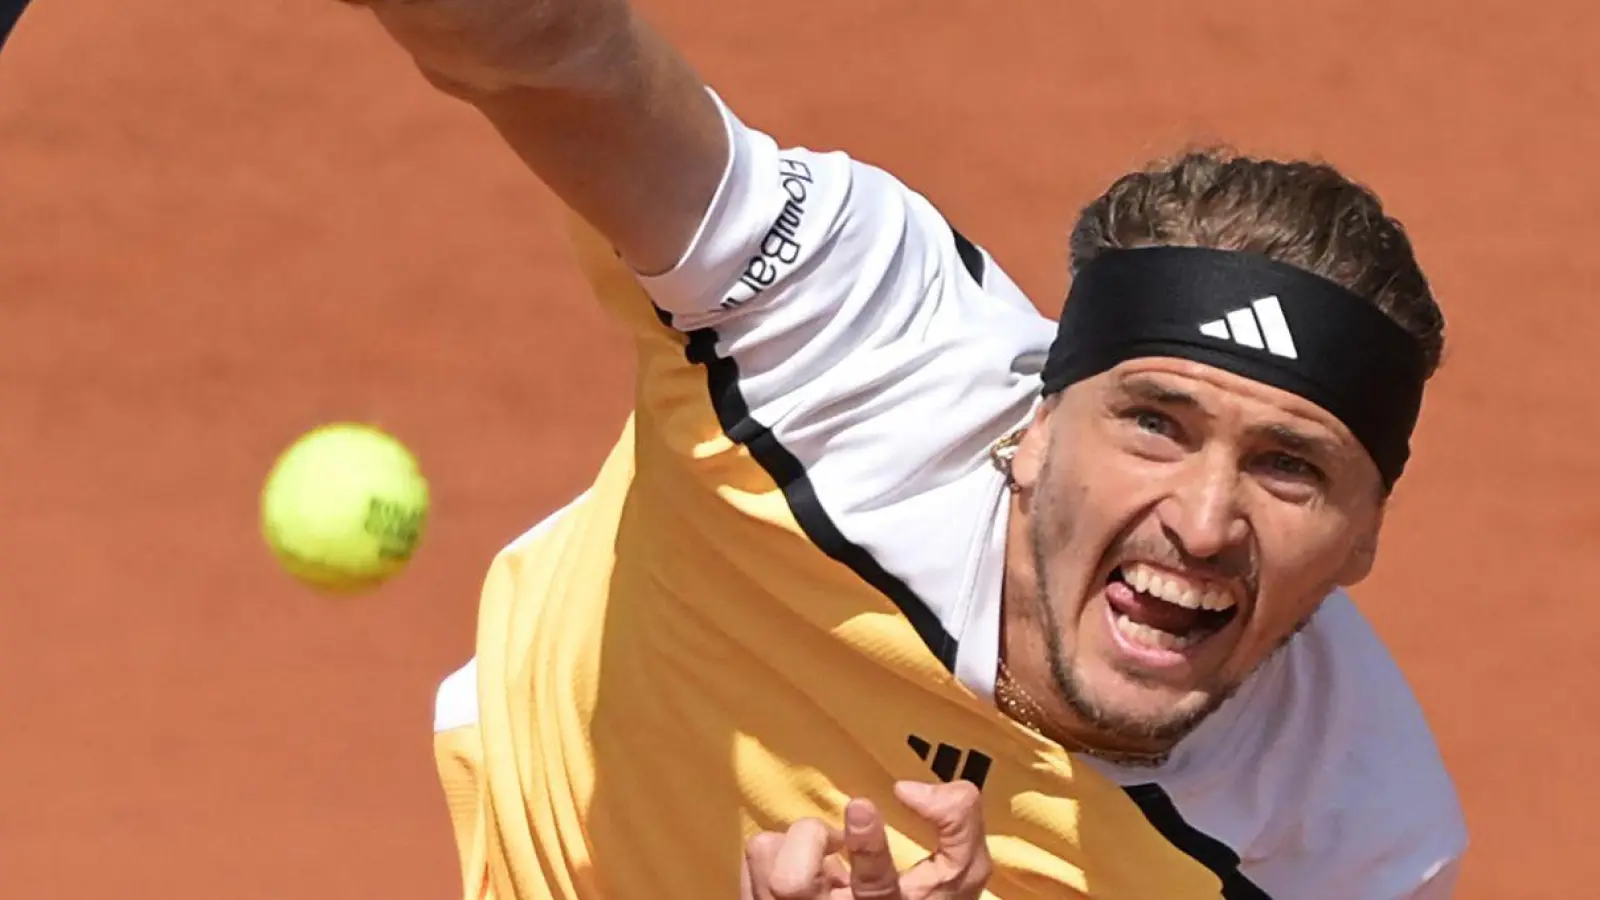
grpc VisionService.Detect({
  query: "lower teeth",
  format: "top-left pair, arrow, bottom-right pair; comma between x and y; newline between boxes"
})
1114,613 -> 1195,651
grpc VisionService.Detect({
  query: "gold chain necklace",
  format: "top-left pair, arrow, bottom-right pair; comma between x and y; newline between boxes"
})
995,659 -> 1170,768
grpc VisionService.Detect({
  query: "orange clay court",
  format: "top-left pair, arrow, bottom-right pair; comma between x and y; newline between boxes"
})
1,1 -> 1595,897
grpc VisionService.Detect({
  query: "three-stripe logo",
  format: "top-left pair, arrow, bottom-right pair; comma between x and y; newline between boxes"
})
1198,296 -> 1299,359
906,735 -> 992,789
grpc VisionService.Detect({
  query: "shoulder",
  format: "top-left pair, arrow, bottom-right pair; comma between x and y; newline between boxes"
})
1104,592 -> 1467,897
1287,592 -> 1458,771
1232,592 -> 1468,893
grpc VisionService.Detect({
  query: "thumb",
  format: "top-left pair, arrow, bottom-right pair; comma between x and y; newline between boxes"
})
893,780 -> 987,870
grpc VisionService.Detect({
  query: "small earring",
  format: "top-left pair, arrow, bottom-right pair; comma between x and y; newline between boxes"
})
989,427 -> 1026,493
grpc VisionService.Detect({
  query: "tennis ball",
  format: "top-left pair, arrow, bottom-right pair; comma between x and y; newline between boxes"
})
260,422 -> 430,593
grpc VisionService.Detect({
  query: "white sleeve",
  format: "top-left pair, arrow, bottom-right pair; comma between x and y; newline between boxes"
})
635,91 -> 1048,418
639,90 -> 998,320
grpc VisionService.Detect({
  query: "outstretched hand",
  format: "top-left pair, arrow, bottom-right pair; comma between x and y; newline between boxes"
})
742,781 -> 993,900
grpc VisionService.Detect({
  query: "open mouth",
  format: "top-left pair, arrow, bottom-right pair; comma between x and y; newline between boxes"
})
1105,562 -> 1240,653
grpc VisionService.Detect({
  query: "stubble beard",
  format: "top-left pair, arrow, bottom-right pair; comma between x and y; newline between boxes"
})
1025,452 -> 1237,764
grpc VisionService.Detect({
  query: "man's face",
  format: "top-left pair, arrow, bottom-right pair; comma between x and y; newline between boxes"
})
1009,356 -> 1387,744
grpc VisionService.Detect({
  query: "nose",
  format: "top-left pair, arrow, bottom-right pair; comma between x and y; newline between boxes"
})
1155,453 -> 1250,563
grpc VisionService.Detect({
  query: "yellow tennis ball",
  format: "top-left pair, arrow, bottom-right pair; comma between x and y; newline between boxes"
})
260,422 -> 430,593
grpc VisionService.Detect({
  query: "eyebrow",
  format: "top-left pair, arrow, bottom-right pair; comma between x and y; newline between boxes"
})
1116,375 -> 1340,459
1119,376 -> 1202,409
1251,422 -> 1339,459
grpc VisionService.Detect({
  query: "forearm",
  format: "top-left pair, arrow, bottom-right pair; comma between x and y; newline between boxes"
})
342,0 -> 632,93
465,22 -> 720,269
342,0 -> 726,274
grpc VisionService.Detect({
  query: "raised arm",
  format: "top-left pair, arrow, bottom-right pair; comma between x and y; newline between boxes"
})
342,0 -> 728,275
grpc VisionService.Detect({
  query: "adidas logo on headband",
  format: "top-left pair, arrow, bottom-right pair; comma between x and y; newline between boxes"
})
1198,296 -> 1299,360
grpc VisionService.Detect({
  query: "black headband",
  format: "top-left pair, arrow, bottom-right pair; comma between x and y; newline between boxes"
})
1040,246 -> 1427,488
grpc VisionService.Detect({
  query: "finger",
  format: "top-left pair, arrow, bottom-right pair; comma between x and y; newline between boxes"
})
821,855 -> 851,891
893,781 -> 986,868
893,781 -> 992,896
842,799 -> 903,900
768,818 -> 846,899
741,852 -> 758,900
745,832 -> 787,900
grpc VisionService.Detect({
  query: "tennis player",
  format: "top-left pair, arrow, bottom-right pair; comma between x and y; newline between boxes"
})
341,0 -> 1469,896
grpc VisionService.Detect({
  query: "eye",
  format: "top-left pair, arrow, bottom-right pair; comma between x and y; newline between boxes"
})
1260,451 -> 1324,482
1125,407 -> 1181,439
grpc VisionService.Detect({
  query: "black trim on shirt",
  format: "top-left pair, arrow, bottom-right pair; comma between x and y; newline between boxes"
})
669,316 -> 961,671
951,227 -> 986,286
647,218 -> 988,674
1123,784 -> 1273,899
0,0 -> 32,53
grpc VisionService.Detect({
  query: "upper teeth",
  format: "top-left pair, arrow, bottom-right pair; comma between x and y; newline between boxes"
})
1123,562 -> 1236,612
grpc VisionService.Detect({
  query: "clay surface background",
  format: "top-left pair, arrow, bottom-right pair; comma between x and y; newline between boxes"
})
2,2 -> 1595,896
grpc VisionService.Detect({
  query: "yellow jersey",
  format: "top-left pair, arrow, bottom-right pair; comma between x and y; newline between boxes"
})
431,94 -> 1228,899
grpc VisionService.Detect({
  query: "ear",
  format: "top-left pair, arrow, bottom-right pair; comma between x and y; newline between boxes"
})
1335,506 -> 1384,587
1007,398 -> 1057,493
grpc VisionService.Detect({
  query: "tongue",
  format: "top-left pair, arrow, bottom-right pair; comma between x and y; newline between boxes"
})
1106,581 -> 1205,634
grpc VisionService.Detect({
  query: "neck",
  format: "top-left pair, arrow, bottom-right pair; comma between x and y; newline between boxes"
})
995,610 -> 1175,766
998,494 -> 1176,767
